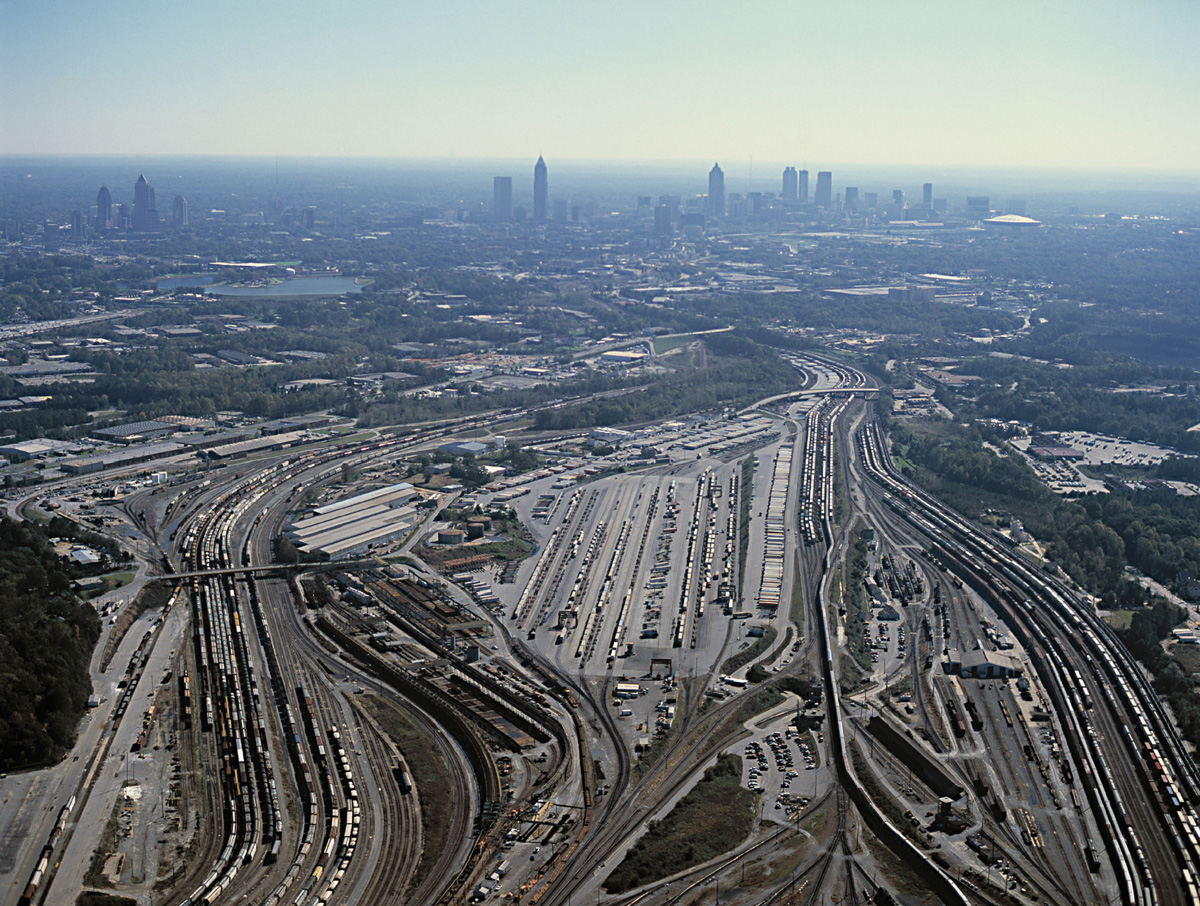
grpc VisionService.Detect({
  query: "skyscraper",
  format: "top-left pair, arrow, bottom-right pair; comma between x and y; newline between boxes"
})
798,170 -> 809,205
966,196 -> 991,220
533,157 -> 548,221
844,187 -> 859,212
132,174 -> 157,231
707,163 -> 725,217
922,182 -> 933,210
654,204 -> 672,236
782,167 -> 798,202
815,171 -> 832,209
96,185 -> 112,231
494,176 -> 513,221
893,189 -> 905,218
172,195 -> 189,227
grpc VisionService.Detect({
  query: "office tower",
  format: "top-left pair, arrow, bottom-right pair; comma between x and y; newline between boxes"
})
933,197 -> 947,214
782,167 -> 798,202
727,193 -> 746,218
844,187 -> 859,212
815,171 -> 832,208
115,203 -> 129,230
864,192 -> 878,209
303,206 -> 316,230
922,182 -> 933,210
707,163 -> 725,217
70,210 -> 85,239
893,189 -> 905,217
966,196 -> 990,220
172,195 -> 189,227
132,174 -> 157,231
658,195 -> 681,219
1006,198 -> 1026,215
533,156 -> 548,220
494,176 -> 513,221
798,170 -> 809,204
654,204 -> 672,236
96,185 -> 112,230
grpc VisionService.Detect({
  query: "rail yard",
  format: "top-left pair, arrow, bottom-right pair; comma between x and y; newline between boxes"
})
3,351 -> 1199,906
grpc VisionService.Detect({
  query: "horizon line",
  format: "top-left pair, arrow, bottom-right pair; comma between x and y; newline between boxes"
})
2,152 -> 1199,177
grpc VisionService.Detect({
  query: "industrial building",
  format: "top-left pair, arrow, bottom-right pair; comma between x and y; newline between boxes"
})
287,482 -> 422,560
199,430 -> 312,461
61,441 -> 187,474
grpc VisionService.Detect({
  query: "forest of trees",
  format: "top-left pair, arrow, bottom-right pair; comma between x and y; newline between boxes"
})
0,518 -> 101,771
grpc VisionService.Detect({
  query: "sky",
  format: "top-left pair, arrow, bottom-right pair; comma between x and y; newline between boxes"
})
2,0 -> 1198,172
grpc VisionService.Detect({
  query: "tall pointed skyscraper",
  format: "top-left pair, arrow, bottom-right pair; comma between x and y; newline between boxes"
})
96,185 -> 112,230
132,174 -> 158,231
708,163 -> 725,217
533,156 -> 548,221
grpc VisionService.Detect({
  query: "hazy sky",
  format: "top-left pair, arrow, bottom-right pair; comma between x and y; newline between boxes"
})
3,0 -> 1198,171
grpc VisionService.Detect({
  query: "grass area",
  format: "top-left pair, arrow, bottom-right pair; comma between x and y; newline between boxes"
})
831,446 -> 847,526
789,553 -> 806,636
363,695 -> 454,898
1103,609 -> 1135,631
730,684 -> 786,725
738,455 -> 755,595
850,739 -> 927,848
81,570 -> 136,600
1172,642 -> 1200,676
604,754 -> 756,893
21,503 -> 51,524
722,626 -> 778,675
840,537 -> 873,693
654,334 -> 697,355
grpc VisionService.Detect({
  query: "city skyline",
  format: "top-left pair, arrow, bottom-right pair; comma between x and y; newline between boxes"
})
2,1 -> 1198,171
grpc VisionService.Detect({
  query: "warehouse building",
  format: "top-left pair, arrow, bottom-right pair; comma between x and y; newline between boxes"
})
288,481 -> 422,560
61,441 -> 187,474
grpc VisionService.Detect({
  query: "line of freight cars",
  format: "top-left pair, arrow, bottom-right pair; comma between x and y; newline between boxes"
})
860,421 -> 1200,906
168,415 -> 517,902
15,797 -> 74,906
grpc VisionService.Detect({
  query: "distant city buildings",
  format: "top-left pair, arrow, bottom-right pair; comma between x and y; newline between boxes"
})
966,196 -> 991,220
132,174 -> 158,231
493,176 -> 513,221
96,185 -> 112,231
56,158 -> 1034,245
815,171 -> 832,209
654,203 -> 672,236
533,156 -> 548,221
707,163 -> 725,217
782,167 -> 798,202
